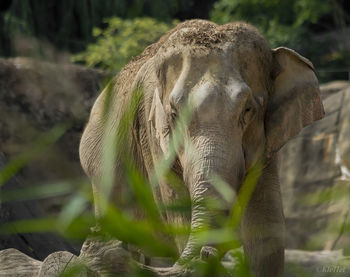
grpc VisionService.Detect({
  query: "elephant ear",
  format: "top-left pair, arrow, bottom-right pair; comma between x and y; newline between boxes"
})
148,87 -> 170,156
265,47 -> 325,155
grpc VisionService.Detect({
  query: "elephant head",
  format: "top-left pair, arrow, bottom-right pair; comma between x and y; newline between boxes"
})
80,19 -> 324,277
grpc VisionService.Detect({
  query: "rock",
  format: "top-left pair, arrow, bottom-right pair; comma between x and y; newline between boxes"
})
0,57 -> 106,258
0,57 -> 105,206
38,251 -> 78,277
1,245 -> 349,277
280,81 -> 350,254
319,81 -> 350,99
0,248 -> 42,277
0,152 -> 79,260
38,251 -> 98,277
78,237 -> 131,275
284,249 -> 350,277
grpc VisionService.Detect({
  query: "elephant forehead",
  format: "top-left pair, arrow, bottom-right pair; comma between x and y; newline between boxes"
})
188,79 -> 250,110
152,24 -> 273,107
167,51 -> 235,106
157,40 -> 271,88
166,49 -> 267,106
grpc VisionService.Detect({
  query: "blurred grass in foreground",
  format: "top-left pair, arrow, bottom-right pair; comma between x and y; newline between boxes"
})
0,79 -> 259,276
3,77 -> 347,276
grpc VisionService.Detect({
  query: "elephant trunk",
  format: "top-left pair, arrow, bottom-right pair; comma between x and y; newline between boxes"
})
176,129 -> 245,264
176,188 -> 212,264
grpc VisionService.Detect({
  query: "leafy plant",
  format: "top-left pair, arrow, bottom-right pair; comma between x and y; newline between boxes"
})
210,0 -> 332,49
210,0 -> 350,83
72,17 -> 176,73
0,79 -> 261,276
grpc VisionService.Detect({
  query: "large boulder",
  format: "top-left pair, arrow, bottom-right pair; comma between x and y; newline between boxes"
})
0,57 -> 106,259
0,57 -> 105,196
280,80 -> 350,254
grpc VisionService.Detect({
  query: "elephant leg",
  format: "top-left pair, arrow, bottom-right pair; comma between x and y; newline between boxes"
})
240,158 -> 285,277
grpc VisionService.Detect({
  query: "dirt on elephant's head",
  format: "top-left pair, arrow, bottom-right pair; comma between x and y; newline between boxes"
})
116,19 -> 271,97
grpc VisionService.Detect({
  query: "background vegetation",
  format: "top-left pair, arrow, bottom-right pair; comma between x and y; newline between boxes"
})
1,0 -> 350,80
72,17 -> 177,72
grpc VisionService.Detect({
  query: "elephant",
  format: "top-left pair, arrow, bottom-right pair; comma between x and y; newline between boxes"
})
79,19 -> 325,277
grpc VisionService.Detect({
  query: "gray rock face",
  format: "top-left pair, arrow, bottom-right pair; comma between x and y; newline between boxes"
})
0,57 -> 105,195
0,153 -> 78,260
0,58 -> 106,259
280,81 -> 350,254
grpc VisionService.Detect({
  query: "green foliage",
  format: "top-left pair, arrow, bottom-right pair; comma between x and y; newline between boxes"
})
1,78 -> 349,276
210,0 -> 331,48
72,17 -> 176,73
210,0 -> 350,82
0,0 -> 217,56
0,81 -> 260,276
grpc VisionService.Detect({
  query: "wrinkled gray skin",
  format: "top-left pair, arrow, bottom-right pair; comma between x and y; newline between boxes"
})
79,20 -> 325,277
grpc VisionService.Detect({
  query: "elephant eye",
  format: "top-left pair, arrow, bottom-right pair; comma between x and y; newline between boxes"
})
240,105 -> 255,129
244,106 -> 253,117
245,107 -> 252,113
171,109 -> 177,118
171,110 -> 177,121
169,108 -> 177,125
